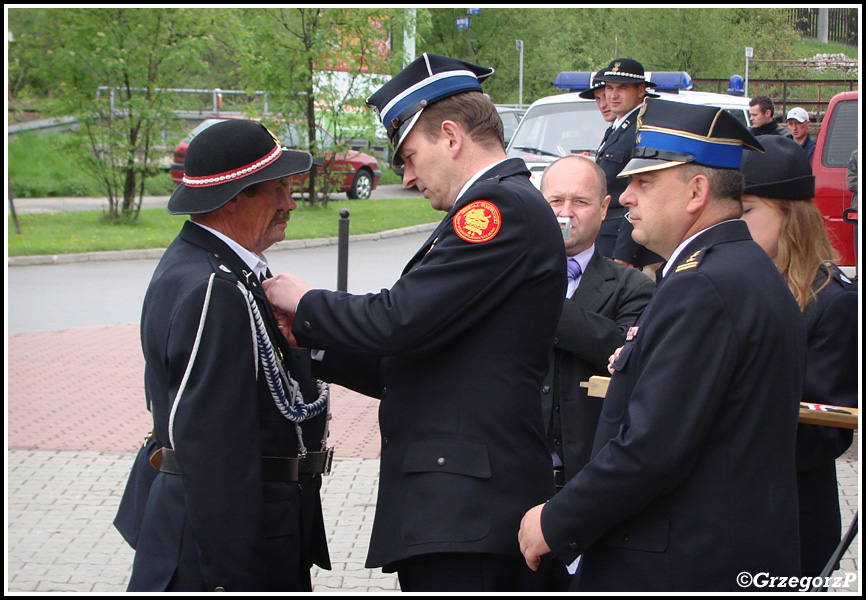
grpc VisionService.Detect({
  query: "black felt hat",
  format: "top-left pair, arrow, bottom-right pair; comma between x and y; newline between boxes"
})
577,71 -> 606,99
596,58 -> 658,88
619,98 -> 764,178
366,53 -> 494,167
742,135 -> 815,200
167,119 -> 313,215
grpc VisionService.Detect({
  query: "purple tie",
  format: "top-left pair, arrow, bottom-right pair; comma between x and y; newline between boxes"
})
567,258 -> 582,281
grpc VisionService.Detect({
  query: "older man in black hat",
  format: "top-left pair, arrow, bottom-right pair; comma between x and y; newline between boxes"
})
121,119 -> 332,592
519,99 -> 805,591
264,53 -> 565,591
594,58 -> 664,271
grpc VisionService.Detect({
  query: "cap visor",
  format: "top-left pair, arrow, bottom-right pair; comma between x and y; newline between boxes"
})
617,157 -> 686,178
390,111 -> 422,169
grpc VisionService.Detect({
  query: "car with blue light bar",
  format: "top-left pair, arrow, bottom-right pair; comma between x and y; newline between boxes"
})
506,71 -> 751,189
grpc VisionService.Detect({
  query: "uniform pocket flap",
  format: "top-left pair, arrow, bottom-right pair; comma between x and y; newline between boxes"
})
401,438 -> 491,479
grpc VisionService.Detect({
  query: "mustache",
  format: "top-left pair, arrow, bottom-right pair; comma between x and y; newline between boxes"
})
271,212 -> 290,225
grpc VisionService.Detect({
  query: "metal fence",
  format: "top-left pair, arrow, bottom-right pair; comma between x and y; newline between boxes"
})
785,8 -> 858,46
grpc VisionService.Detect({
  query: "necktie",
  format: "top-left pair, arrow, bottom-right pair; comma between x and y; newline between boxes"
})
567,258 -> 582,282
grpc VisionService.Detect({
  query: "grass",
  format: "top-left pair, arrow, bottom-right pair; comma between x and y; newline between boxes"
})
7,197 -> 441,257
8,132 -> 177,198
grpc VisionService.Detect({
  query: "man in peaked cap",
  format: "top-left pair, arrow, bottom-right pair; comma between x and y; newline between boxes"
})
594,58 -> 664,271
264,53 -> 565,591
519,99 -> 805,591
121,119 -> 332,591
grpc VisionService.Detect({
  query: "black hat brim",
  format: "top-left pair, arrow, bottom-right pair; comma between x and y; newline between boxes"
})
167,150 -> 313,215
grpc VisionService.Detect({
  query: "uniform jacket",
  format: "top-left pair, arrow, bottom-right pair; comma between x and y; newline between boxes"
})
796,263 -> 857,574
596,115 -> 663,267
293,158 -> 566,570
542,250 -> 654,481
125,221 -> 329,591
540,220 -> 805,591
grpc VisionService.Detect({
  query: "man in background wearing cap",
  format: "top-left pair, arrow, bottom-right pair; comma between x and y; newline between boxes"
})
594,58 -> 664,271
265,53 -> 564,591
519,99 -> 805,591
749,95 -> 794,139
786,107 -> 816,161
577,69 -> 616,153
122,119 -> 332,591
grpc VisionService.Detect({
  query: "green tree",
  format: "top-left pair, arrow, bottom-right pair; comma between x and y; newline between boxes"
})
236,7 -> 403,205
23,8 -> 213,220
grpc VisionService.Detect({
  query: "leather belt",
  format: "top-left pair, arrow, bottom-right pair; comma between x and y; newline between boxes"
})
150,447 -> 334,482
554,467 -> 566,491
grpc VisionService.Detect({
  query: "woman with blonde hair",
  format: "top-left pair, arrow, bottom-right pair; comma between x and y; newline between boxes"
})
741,135 -> 857,578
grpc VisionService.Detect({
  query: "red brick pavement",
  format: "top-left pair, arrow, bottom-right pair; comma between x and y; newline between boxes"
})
7,324 -> 382,459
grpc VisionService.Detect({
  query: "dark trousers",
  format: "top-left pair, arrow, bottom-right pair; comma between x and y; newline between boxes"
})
395,552 -> 550,592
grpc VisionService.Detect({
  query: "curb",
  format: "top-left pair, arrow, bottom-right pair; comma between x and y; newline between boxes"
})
8,222 -> 438,267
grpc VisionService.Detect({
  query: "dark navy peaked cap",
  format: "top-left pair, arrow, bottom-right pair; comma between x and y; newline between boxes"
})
742,135 -> 815,200
366,53 -> 494,167
619,98 -> 764,178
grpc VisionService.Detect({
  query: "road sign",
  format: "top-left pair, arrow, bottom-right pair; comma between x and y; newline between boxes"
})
456,16 -> 469,29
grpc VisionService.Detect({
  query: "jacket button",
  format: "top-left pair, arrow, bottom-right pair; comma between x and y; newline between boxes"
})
382,437 -> 388,447
542,385 -> 550,393
569,542 -> 579,550
553,337 -> 560,345
303,321 -> 312,331
437,457 -> 446,467
215,587 -> 226,592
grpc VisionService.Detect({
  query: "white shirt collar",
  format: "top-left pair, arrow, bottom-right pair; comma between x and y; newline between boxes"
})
662,220 -> 736,278
191,221 -> 269,279
613,105 -> 642,131
455,158 -> 508,205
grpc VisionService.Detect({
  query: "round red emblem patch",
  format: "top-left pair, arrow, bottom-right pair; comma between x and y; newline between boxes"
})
453,200 -> 502,244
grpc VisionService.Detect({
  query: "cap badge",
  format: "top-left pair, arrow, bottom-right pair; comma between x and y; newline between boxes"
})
626,326 -> 639,341
612,62 -> 621,73
453,200 -> 502,244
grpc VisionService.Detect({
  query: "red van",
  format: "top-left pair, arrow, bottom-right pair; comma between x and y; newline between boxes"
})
811,90 -> 858,273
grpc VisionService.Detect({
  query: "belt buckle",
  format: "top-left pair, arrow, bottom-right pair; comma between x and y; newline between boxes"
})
323,446 -> 335,476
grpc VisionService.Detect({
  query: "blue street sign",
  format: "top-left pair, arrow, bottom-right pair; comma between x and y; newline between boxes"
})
469,8 -> 481,15
456,16 -> 469,29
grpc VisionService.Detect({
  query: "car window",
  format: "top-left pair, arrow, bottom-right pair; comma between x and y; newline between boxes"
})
506,102 -> 605,161
821,99 -> 858,168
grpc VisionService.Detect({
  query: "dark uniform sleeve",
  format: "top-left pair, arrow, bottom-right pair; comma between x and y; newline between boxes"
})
796,283 -> 858,469
293,183 -> 544,356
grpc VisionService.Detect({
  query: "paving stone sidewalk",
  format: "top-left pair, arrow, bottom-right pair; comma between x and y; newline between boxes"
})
6,324 -> 860,593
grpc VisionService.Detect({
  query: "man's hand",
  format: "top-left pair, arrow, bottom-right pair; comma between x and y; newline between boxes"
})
262,272 -> 313,316
272,307 -> 299,348
608,346 -> 623,374
518,503 -> 551,571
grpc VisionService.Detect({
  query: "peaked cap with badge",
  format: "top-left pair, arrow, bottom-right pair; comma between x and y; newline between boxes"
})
167,119 -> 314,215
618,98 -> 764,178
366,53 -> 494,168
741,134 -> 815,200
596,58 -> 658,88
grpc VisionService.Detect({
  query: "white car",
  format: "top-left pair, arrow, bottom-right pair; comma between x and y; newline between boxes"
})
506,71 -> 751,189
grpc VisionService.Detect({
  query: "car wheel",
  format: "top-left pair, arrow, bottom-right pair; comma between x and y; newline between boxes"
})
347,170 -> 373,199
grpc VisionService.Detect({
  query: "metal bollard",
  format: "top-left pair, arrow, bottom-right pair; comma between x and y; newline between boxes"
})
337,209 -> 350,292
